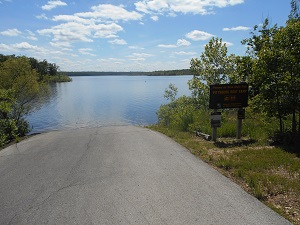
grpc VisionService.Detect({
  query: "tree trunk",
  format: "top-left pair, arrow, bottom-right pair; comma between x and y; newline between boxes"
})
275,79 -> 283,134
299,111 -> 300,135
292,110 -> 297,135
279,116 -> 284,134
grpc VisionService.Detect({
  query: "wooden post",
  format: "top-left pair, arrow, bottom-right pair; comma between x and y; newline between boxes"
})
237,118 -> 242,139
237,108 -> 245,139
212,109 -> 218,142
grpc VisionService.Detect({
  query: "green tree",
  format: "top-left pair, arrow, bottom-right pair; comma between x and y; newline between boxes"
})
188,37 -> 238,109
48,63 -> 59,76
242,1 -> 300,138
37,60 -> 48,77
0,57 -> 48,144
164,83 -> 178,102
0,89 -> 18,146
242,19 -> 286,131
274,19 -> 300,134
289,0 -> 300,21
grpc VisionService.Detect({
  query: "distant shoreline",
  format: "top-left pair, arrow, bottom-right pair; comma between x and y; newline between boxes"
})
64,69 -> 191,77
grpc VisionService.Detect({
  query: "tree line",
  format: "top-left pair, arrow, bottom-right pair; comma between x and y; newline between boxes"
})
158,0 -> 300,145
65,69 -> 191,76
0,54 -> 71,82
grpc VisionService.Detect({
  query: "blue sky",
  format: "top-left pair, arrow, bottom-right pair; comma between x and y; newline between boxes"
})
0,0 -> 291,72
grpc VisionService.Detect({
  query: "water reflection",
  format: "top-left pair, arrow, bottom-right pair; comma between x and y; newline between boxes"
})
27,76 -> 192,133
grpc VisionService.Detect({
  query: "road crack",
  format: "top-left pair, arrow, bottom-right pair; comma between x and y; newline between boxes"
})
8,182 -> 86,224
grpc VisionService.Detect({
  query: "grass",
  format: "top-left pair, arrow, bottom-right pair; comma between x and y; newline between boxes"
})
45,74 -> 72,83
148,125 -> 300,225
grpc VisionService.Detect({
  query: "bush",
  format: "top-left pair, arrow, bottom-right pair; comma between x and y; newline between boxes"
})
0,57 -> 45,147
0,119 -> 17,147
157,96 -> 197,132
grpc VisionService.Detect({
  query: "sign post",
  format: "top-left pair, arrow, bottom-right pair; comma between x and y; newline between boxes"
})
237,108 -> 245,139
211,110 -> 221,142
209,83 -> 248,141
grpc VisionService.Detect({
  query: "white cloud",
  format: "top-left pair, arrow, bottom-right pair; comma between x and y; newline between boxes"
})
128,46 -> 145,50
109,39 -> 127,45
38,22 -> 124,46
135,0 -> 244,16
151,15 -> 159,21
97,58 -> 126,68
158,44 -> 177,48
158,38 -> 191,48
223,26 -> 251,31
12,42 -> 38,50
53,15 -> 92,24
174,51 -> 197,55
0,28 -> 22,36
126,52 -> 154,62
108,58 -> 125,62
0,42 -> 43,52
42,1 -> 67,11
0,43 -> 11,51
76,4 -> 143,22
0,0 -> 12,4
185,30 -> 214,41
177,39 -> 191,46
223,41 -> 234,47
129,57 -> 146,61
38,22 -> 93,43
78,48 -> 96,56
25,30 -> 38,41
39,4 -> 143,47
36,14 -> 49,20
131,53 -> 154,57
50,41 -> 72,48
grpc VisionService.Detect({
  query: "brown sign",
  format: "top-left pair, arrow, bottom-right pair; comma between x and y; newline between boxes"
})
209,84 -> 248,109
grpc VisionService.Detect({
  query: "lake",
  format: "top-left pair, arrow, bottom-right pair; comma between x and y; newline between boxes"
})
27,75 -> 192,133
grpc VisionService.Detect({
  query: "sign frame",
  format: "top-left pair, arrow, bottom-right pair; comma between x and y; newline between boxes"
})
209,83 -> 249,109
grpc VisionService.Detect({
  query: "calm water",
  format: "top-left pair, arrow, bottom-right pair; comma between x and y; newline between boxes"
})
27,76 -> 192,133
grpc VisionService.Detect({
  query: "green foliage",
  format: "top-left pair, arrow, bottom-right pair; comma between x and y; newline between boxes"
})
45,73 -> 72,82
156,23 -> 300,143
157,95 -> 196,132
243,16 -> 300,137
157,84 -> 281,142
190,37 -> 234,84
289,0 -> 300,21
163,83 -> 178,101
0,57 -> 48,147
188,37 -> 244,110
0,89 -> 17,147
0,54 -> 72,83
215,147 -> 300,198
0,54 -> 71,147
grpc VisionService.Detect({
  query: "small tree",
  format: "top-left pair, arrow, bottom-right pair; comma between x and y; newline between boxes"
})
289,0 -> 300,21
164,83 -> 178,102
0,57 -> 48,139
275,19 -> 300,135
189,37 -> 238,109
48,63 -> 59,76
0,89 -> 18,146
242,1 -> 300,139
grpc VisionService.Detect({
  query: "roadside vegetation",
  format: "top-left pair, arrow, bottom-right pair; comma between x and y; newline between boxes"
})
0,54 -> 71,148
151,1 -> 300,224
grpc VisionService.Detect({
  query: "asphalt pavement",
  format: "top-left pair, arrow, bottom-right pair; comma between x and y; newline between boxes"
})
0,126 -> 292,225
